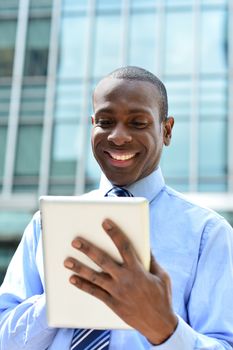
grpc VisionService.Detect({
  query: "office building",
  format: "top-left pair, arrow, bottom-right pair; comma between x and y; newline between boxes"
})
0,0 -> 233,281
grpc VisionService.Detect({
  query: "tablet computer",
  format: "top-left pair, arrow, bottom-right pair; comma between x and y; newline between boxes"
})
40,196 -> 150,329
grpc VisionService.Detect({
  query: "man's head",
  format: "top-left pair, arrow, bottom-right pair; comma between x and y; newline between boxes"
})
91,66 -> 174,186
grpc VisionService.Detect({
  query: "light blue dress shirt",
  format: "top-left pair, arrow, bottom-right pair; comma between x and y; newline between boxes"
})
0,167 -> 233,350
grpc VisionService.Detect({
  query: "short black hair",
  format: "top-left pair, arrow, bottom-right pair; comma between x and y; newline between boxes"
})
106,66 -> 168,121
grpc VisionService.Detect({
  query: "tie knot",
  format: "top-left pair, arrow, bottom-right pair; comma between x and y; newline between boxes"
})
105,186 -> 134,197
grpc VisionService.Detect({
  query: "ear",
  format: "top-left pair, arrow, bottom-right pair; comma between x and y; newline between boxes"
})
91,115 -> 95,125
163,117 -> 174,146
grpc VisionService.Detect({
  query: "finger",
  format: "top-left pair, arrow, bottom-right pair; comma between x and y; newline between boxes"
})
64,257 -> 112,292
71,237 -> 121,277
69,274 -> 114,308
102,219 -> 139,267
150,253 -> 172,294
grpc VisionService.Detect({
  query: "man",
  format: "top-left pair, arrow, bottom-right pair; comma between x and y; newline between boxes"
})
0,66 -> 233,349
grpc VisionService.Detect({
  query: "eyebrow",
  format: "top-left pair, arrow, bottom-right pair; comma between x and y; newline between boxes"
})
94,107 -> 152,116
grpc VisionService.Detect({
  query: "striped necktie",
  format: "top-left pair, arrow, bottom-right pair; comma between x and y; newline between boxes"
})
70,187 -> 133,349
105,186 -> 134,197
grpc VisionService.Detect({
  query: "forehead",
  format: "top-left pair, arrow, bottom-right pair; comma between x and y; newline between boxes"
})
93,77 -> 160,110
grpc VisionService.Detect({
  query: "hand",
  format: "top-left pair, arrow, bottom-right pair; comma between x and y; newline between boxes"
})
64,219 -> 177,345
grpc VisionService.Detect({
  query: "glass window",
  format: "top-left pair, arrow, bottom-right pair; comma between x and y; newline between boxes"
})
55,81 -> 83,120
0,20 -> 17,77
201,0 -> 226,5
96,0 -> 122,11
14,125 -> 42,176
0,83 -> 11,118
20,83 -> 46,118
30,0 -> 52,10
58,16 -> 88,79
0,126 -> 7,179
165,11 -> 193,75
50,123 -> 81,177
131,0 -> 156,10
201,9 -> 227,74
161,120 -> 190,179
165,79 -> 191,120
200,79 -> 227,119
128,12 -> 158,72
199,120 -> 227,178
24,19 -> 50,76
93,14 -> 122,78
63,0 -> 87,11
0,0 -> 18,12
48,183 -> 75,195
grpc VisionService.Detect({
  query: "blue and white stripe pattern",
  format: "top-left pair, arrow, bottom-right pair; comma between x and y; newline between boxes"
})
105,186 -> 134,197
70,329 -> 111,350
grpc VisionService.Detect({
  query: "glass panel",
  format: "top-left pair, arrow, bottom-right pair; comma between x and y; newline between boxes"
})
0,82 -> 11,118
200,79 -> 227,119
55,81 -> 83,120
30,0 -> 52,9
0,0 -> 18,12
93,14 -> 121,77
198,181 -> 227,192
201,0 -> 226,5
128,12 -> 158,72
201,9 -> 227,74
0,20 -> 17,77
58,15 -> 88,78
161,120 -> 190,179
166,0 -> 192,3
165,79 -> 191,120
14,125 -> 42,175
24,19 -> 50,76
96,0 -> 122,11
199,120 -> 227,178
50,123 -> 81,177
20,83 -> 46,118
63,0 -> 87,11
165,11 -> 193,75
0,126 -> 7,178
49,184 -> 75,195
131,0 -> 156,10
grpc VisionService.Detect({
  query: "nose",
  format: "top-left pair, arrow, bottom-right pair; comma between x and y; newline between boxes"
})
107,123 -> 132,145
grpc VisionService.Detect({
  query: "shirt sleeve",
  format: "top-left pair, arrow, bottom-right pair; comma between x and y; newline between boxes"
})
151,217 -> 233,350
0,213 -> 57,350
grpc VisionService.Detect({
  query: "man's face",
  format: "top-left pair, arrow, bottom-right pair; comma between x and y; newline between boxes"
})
91,78 -> 173,186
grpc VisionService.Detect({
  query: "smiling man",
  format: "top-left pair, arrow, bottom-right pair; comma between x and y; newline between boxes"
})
0,66 -> 233,350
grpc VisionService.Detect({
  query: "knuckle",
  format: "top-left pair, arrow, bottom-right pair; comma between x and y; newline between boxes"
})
98,253 -> 108,267
161,270 -> 170,284
74,263 -> 82,273
121,241 -> 130,253
90,271 -> 98,283
89,285 -> 96,295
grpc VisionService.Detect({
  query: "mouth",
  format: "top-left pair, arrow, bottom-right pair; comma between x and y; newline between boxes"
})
107,151 -> 136,161
104,151 -> 138,167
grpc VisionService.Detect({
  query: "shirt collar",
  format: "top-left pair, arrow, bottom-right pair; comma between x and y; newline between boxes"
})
99,167 -> 165,203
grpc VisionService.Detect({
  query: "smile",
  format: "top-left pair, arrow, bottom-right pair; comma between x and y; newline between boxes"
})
107,152 -> 136,161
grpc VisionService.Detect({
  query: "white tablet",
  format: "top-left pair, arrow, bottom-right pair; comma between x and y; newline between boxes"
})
40,196 -> 150,329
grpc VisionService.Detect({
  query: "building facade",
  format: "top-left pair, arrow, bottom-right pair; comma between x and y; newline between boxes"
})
0,0 -> 233,281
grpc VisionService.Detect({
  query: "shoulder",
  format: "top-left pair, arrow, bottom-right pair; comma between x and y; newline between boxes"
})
163,185 -> 233,237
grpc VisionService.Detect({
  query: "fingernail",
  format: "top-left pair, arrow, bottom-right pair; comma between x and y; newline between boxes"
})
72,239 -> 82,249
70,276 -> 76,284
64,260 -> 74,268
103,220 -> 112,231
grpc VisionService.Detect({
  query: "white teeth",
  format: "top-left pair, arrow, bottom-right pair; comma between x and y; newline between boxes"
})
109,153 -> 135,161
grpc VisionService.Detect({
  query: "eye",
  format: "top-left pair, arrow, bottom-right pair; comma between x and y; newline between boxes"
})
95,118 -> 114,128
130,120 -> 148,129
